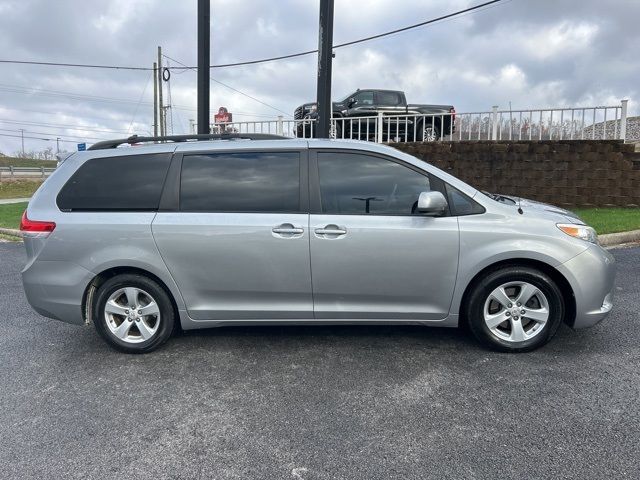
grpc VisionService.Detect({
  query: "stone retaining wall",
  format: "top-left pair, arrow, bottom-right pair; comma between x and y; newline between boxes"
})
392,140 -> 640,207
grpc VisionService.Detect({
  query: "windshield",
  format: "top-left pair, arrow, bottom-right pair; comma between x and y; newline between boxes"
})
482,191 -> 517,205
336,91 -> 355,103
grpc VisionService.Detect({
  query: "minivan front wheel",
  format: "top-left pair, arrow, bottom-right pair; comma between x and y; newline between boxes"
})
466,266 -> 564,352
93,274 -> 175,353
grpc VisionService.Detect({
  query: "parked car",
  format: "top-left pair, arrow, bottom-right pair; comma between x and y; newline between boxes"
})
21,133 -> 614,353
295,89 -> 455,141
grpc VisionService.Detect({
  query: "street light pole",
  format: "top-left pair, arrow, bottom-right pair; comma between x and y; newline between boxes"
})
316,0 -> 335,138
20,128 -> 25,156
197,0 -> 211,134
56,137 -> 60,154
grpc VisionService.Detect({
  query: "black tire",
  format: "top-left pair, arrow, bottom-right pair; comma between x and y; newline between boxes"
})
465,266 -> 564,352
331,121 -> 342,139
93,274 -> 175,354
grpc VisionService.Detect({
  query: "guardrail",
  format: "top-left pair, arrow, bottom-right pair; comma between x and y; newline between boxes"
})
211,100 -> 630,143
0,166 -> 56,181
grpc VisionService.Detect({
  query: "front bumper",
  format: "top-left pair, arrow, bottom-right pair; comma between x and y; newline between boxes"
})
557,244 -> 616,328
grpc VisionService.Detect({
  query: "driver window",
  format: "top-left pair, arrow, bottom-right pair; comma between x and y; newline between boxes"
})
353,91 -> 374,106
318,152 -> 431,215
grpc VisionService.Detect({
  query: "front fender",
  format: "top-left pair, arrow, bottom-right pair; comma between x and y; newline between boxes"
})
449,213 -> 589,316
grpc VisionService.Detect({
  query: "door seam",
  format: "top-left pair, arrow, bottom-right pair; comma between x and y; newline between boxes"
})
307,216 -> 317,320
149,213 -> 188,310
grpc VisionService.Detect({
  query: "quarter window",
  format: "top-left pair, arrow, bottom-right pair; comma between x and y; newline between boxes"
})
377,91 -> 402,106
57,153 -> 172,211
445,184 -> 485,216
180,151 -> 300,212
317,153 -> 431,215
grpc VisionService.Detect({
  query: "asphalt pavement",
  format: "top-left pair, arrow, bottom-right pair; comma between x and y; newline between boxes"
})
0,242 -> 638,479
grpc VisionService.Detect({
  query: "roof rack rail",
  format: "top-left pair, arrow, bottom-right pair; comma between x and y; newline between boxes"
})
88,133 -> 289,150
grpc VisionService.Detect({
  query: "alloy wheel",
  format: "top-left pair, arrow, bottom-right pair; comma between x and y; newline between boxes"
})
422,125 -> 439,142
104,287 -> 161,344
483,281 -> 550,343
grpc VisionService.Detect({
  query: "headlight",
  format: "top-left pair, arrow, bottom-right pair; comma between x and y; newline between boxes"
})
556,223 -> 599,244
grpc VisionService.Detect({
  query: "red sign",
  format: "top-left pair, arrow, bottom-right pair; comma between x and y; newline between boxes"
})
214,106 -> 232,124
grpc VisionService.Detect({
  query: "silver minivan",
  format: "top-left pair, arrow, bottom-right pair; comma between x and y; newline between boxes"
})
21,134 -> 615,353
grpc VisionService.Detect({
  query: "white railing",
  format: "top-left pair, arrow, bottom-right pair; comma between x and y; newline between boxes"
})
210,100 -> 630,143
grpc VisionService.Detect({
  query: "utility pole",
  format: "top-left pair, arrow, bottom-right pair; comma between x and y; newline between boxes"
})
197,0 -> 211,134
161,106 -> 170,136
316,0 -> 335,138
20,128 -> 25,156
153,61 -> 158,137
157,46 -> 164,136
56,137 -> 60,154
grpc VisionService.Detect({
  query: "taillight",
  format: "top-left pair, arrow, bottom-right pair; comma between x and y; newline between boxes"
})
450,107 -> 456,122
20,211 -> 56,233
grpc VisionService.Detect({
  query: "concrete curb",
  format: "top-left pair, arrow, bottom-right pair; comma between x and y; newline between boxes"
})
0,227 -> 23,238
0,197 -> 31,205
599,229 -> 640,247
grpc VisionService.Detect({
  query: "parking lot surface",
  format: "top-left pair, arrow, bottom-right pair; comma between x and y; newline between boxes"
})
1,242 -> 638,479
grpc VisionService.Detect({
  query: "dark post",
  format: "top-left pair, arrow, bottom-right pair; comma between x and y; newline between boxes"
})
153,62 -> 158,137
197,0 -> 211,134
316,0 -> 334,138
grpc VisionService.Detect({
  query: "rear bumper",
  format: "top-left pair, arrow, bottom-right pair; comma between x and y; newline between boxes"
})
22,260 -> 93,325
557,245 -> 616,329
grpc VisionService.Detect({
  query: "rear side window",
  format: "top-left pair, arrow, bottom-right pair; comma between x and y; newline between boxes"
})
57,153 -> 172,211
180,151 -> 300,212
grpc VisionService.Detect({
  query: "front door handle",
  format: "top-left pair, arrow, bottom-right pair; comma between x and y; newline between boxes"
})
315,225 -> 347,236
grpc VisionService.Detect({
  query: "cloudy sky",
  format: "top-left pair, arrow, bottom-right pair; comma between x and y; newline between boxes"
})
0,0 -> 637,154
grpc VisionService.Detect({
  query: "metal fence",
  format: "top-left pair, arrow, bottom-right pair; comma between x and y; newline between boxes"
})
210,100 -> 630,143
0,166 -> 55,181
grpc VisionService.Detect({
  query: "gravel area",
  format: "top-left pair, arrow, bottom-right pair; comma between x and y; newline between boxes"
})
583,115 -> 640,141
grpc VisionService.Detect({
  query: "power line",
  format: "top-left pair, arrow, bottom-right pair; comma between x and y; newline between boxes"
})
0,83 -> 158,107
337,0 -> 507,48
189,0 -> 509,69
0,82 -> 198,114
162,54 -> 291,117
0,59 -> 152,71
127,70 -> 154,134
0,132 -> 83,143
0,118 -> 133,134
0,127 -> 107,141
0,105 -> 151,126
0,0 -> 509,72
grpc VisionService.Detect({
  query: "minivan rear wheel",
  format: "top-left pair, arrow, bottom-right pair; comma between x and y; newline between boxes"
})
465,266 -> 564,352
93,274 -> 175,353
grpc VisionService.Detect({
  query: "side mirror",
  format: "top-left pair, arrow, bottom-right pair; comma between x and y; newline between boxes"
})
348,97 -> 356,107
417,191 -> 448,216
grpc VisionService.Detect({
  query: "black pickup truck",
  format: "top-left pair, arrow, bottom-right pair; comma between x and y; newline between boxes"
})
294,89 -> 455,141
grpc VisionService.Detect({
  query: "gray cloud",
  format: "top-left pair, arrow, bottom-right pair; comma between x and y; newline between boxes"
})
0,0 -> 637,153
